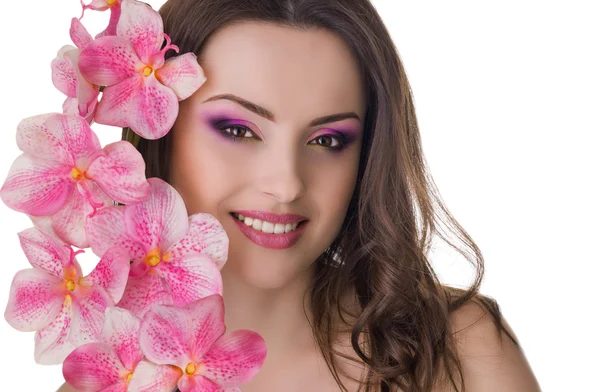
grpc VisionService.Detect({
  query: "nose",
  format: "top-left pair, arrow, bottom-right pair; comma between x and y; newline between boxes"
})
258,148 -> 306,204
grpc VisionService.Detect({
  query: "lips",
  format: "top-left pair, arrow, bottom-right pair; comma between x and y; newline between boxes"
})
230,213 -> 308,250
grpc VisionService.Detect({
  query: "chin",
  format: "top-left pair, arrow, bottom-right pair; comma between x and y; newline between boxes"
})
222,250 -> 315,291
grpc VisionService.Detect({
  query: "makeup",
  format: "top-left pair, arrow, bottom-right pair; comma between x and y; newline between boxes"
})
231,213 -> 308,250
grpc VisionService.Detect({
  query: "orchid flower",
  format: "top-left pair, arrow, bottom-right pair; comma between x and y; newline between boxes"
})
131,295 -> 267,392
85,177 -> 228,318
63,306 -> 152,392
51,18 -> 99,121
0,113 -> 150,248
78,0 -> 207,140
80,0 -> 123,38
4,228 -> 130,364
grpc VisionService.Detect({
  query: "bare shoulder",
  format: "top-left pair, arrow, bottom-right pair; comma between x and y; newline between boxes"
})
443,299 -> 542,392
56,383 -> 78,392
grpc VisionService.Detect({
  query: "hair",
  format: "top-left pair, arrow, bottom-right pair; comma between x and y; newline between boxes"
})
122,0 -> 520,391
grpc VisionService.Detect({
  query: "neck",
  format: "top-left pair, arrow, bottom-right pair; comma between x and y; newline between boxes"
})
220,263 -> 317,361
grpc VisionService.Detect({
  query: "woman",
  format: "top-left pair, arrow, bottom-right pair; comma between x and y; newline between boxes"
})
60,0 -> 540,390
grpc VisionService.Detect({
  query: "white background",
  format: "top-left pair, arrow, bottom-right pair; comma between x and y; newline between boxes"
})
0,1 -> 597,391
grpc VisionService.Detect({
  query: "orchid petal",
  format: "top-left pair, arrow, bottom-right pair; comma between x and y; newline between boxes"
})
82,0 -> 110,12
63,48 -> 101,118
51,45 -> 78,97
116,271 -> 172,318
70,285 -> 113,347
203,330 -> 267,387
95,73 -> 179,140
178,375 -> 220,392
87,141 -> 150,204
51,190 -> 90,248
4,268 -> 64,332
123,178 -> 188,253
155,53 -> 207,101
168,213 -> 229,270
0,154 -> 73,216
138,304 -> 191,369
85,206 -> 146,260
43,113 -> 101,159
127,360 -> 182,392
96,3 -> 122,38
15,113 -> 71,162
80,246 -> 130,304
116,0 -> 163,63
157,254 -> 223,307
70,17 -> 93,49
63,97 -> 97,124
79,35 -> 141,86
17,227 -> 70,276
182,294 -> 225,362
101,307 -> 143,370
34,295 -> 77,365
62,342 -> 126,391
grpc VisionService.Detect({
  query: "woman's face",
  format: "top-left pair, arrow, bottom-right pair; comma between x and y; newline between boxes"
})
170,22 -> 366,290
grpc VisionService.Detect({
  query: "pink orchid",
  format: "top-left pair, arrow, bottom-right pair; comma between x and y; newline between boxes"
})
0,113 -> 150,248
132,295 -> 267,392
51,18 -> 99,121
4,228 -> 130,364
63,306 -> 153,392
85,177 -> 228,318
80,0 -> 123,38
78,0 -> 207,140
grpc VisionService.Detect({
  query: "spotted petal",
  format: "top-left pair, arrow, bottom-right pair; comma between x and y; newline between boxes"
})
123,178 -> 188,254
116,271 -> 173,318
79,35 -> 141,86
4,268 -> 65,332
95,73 -> 179,140
85,206 -> 146,260
51,45 -> 78,98
157,253 -> 223,306
70,17 -> 93,49
127,360 -> 182,392
70,285 -> 113,347
87,141 -> 150,204
182,294 -> 226,362
15,113 -> 71,162
80,246 -> 130,304
0,154 -> 73,216
116,0 -> 164,63
203,330 -> 267,387
178,375 -> 221,392
101,307 -> 143,370
168,213 -> 229,270
34,295 -> 77,364
17,227 -> 70,277
155,53 -> 207,101
138,304 -> 192,369
62,342 -> 126,391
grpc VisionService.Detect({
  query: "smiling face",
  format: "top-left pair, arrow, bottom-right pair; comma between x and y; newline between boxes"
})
169,21 -> 366,290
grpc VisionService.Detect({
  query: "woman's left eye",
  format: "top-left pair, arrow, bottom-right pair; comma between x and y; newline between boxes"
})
308,135 -> 345,150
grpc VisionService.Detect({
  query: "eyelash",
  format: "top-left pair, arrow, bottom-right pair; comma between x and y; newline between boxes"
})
216,124 -> 348,151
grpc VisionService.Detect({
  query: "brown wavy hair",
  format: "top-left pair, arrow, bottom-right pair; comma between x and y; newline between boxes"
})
123,0 -> 519,391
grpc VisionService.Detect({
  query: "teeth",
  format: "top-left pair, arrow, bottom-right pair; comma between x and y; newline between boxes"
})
233,213 -> 300,234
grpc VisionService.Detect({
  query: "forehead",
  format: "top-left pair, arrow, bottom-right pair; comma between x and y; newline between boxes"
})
196,21 -> 366,125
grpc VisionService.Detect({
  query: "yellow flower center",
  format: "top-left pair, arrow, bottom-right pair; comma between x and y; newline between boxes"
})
71,168 -> 83,180
125,372 -> 133,383
185,362 -> 196,376
142,66 -> 153,76
65,279 -> 76,291
145,248 -> 163,267
107,0 -> 117,5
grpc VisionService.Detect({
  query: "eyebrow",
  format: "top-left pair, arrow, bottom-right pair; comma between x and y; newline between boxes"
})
202,93 -> 361,127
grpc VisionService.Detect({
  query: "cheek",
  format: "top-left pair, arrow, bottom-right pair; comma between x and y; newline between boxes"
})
170,127 -> 247,215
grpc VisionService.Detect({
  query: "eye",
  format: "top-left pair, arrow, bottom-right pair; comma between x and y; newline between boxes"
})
218,124 -> 257,142
308,134 -> 346,151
